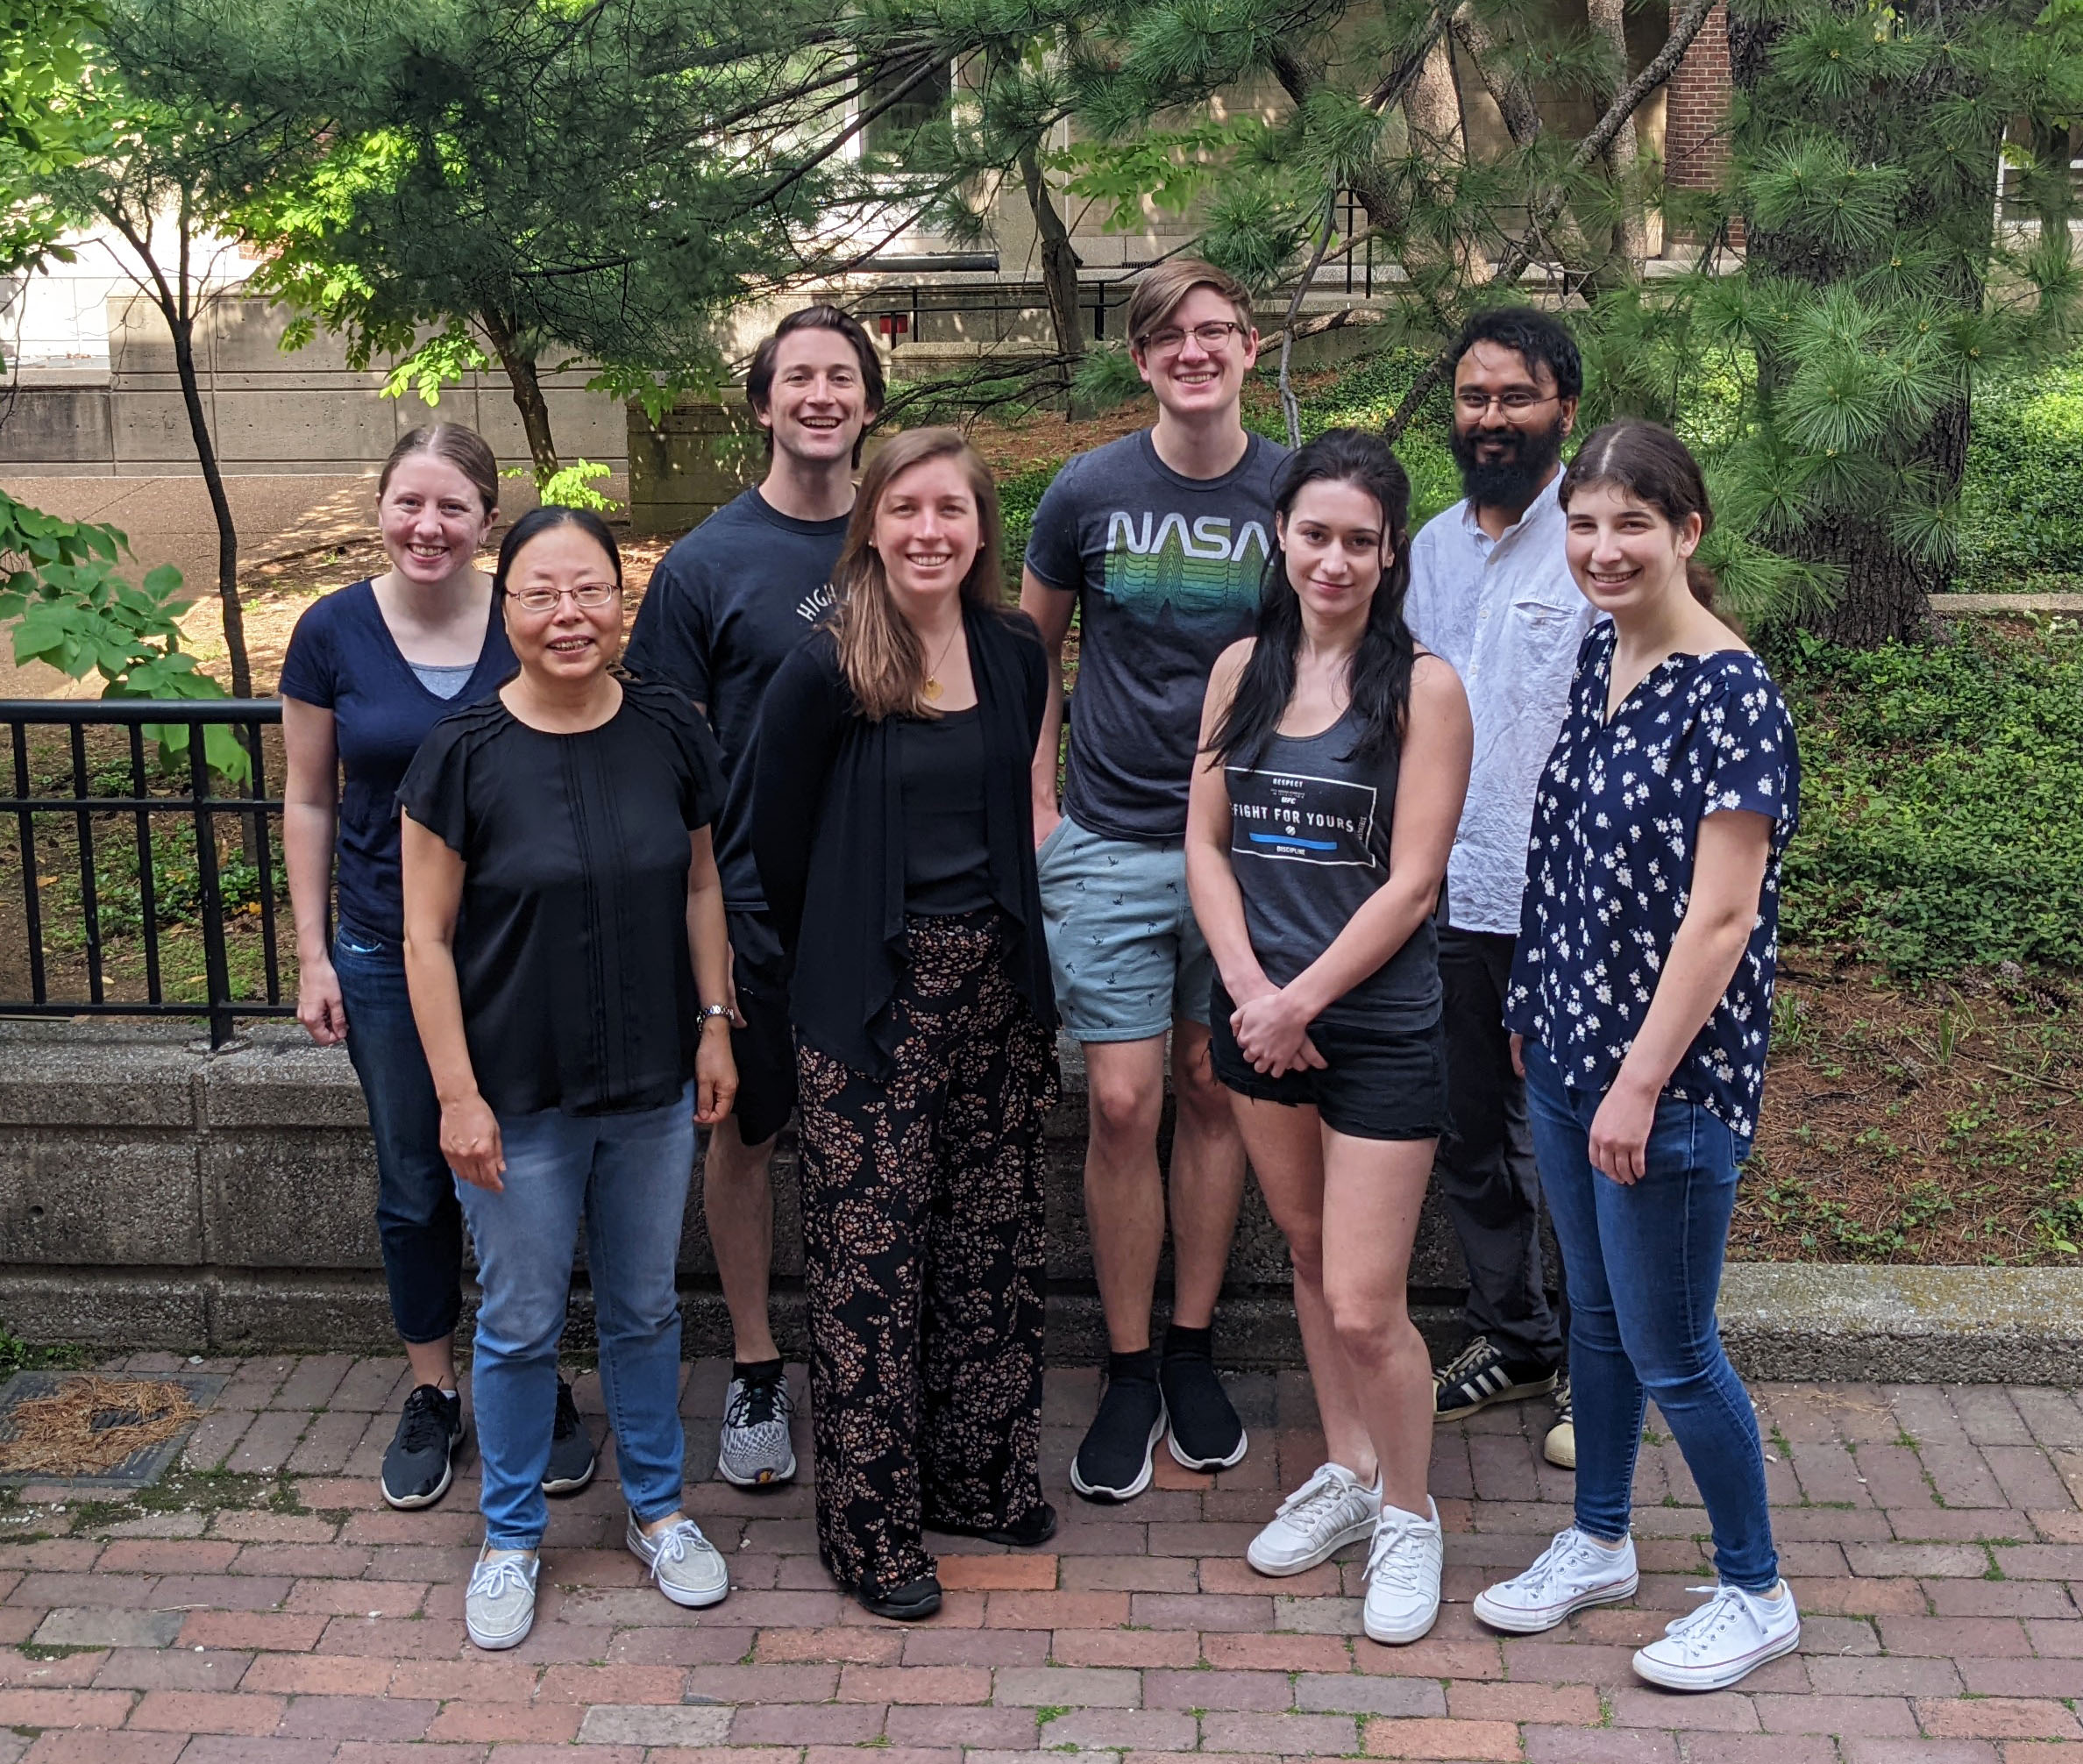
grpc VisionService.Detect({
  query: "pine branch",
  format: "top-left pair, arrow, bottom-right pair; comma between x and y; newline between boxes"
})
1280,187 -> 1340,449
1382,0 -> 1718,444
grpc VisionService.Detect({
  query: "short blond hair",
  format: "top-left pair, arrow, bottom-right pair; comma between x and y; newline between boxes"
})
1126,259 -> 1254,353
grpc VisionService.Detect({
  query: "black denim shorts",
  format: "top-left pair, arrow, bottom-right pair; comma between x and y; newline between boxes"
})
1209,982 -> 1451,1143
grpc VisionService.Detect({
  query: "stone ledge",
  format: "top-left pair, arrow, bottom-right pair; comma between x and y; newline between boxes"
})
0,1263 -> 2072,1383
1718,1263 -> 2083,1383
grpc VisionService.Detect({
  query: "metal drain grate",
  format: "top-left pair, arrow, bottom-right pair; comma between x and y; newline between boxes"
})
0,1371 -> 229,1491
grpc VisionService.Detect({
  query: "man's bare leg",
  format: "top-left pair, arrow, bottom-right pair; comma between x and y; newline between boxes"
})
1165,1020 -> 1248,1332
1080,1035 -> 1169,1354
704,1115 -> 780,1363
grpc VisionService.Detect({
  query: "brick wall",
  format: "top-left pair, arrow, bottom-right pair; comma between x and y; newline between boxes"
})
1664,0 -> 1733,193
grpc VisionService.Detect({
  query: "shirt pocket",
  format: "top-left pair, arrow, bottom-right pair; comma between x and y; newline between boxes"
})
1509,594 -> 1589,680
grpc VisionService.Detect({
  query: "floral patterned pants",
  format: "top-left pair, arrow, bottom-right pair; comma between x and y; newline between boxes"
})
794,909 -> 1060,1591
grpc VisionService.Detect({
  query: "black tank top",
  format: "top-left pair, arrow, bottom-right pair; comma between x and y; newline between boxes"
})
1224,703 -> 1440,1031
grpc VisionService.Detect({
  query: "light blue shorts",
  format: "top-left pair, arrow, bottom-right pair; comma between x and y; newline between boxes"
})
1036,814 -> 1215,1042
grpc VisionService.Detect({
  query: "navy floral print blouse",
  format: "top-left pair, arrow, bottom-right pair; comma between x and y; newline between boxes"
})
1504,624 -> 1800,1142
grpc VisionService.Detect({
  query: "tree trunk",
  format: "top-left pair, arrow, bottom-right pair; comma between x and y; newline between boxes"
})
1587,0 -> 1650,277
163,305 -> 250,699
479,309 -> 560,484
1404,36 -> 1493,291
1018,142 -> 1084,371
1727,0 -> 2002,642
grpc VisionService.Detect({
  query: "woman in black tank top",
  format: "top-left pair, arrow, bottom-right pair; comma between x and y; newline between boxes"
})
1186,430 -> 1472,1647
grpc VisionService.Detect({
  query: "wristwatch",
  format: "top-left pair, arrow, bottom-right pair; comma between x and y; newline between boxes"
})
698,1003 -> 732,1029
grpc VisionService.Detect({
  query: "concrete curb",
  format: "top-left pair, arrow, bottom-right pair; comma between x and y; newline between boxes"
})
1718,1263 -> 2083,1383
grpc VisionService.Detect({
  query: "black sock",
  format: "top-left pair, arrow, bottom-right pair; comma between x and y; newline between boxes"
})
1107,1348 -> 1157,1385
1162,1323 -> 1212,1362
733,1356 -> 784,1386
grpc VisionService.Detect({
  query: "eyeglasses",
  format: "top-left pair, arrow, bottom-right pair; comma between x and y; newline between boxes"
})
1456,388 -> 1558,416
508,583 -> 619,614
1140,319 -> 1248,355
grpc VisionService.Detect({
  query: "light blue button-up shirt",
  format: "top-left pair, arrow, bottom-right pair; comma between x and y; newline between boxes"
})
1404,474 -> 1600,936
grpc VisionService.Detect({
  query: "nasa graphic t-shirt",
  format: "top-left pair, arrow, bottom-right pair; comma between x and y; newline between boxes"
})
1027,430 -> 1288,842
1226,708 -> 1440,1032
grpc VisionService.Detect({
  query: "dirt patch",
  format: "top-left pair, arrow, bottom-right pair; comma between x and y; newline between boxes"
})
1738,956 -> 2082,1265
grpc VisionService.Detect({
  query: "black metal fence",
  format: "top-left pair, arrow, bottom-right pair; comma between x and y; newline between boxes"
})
1,699 -> 292,1049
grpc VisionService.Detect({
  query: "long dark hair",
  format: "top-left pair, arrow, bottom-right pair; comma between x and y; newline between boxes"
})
1211,428 -> 1414,769
1559,419 -> 1717,608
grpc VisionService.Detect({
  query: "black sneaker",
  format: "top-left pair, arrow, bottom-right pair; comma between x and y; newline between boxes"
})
381,1383 -> 464,1510
543,1377 -> 597,1496
1543,1373 -> 1576,1469
926,1502 -> 1059,1547
1433,1334 -> 1558,1420
1070,1374 -> 1166,1503
820,1547 -> 943,1622
1160,1350 -> 1248,1472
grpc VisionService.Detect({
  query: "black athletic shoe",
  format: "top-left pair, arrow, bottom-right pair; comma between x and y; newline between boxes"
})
926,1502 -> 1059,1547
1433,1334 -> 1559,1420
381,1383 -> 464,1510
1160,1351 -> 1248,1472
543,1377 -> 597,1496
820,1548 -> 942,1621
1070,1374 -> 1166,1503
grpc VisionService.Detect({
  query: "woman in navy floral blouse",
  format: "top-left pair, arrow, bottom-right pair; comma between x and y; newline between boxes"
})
1470,421 -> 1802,1694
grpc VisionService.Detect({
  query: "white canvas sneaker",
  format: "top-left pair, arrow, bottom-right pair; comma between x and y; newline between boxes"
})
1632,1581 -> 1801,1691
626,1513 -> 730,1609
1361,1497 -> 1442,1645
464,1543 -> 538,1651
1473,1527 -> 1640,1633
1248,1462 -> 1383,1576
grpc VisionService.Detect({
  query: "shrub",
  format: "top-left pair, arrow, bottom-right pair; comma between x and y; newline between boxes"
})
1772,618 -> 2083,978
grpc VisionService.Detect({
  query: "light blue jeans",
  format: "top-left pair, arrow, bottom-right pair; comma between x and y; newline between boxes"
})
458,1084 -> 694,1550
1524,1042 -> 1779,1592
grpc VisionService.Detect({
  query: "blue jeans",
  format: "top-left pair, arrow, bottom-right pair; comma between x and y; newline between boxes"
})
1523,1042 -> 1779,1592
458,1085 -> 695,1550
332,931 -> 464,1346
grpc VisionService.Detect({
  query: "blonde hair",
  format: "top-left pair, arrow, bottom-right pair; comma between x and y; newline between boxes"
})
831,428 -> 1005,722
1126,258 -> 1254,354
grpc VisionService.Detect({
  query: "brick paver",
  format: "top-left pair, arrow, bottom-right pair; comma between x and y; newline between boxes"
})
0,1359 -> 2066,1759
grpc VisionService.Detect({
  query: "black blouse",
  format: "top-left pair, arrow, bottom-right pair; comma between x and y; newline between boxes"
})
898,707 -> 993,914
396,679 -> 725,1116
752,604 -> 1056,1078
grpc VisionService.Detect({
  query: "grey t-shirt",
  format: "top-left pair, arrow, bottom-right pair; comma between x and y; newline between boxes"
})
1226,707 -> 1439,1032
1026,430 -> 1288,843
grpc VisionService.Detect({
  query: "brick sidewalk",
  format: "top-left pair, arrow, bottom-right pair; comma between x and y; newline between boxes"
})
0,1354 -> 2071,1761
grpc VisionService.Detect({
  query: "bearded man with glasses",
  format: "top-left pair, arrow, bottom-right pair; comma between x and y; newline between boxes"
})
1404,307 -> 1595,1470
1020,259 -> 1288,1503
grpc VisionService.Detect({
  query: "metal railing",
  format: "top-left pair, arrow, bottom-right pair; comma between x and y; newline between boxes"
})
2,699 -> 291,1049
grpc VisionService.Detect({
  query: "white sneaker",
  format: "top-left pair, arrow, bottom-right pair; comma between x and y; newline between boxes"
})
1473,1527 -> 1639,1633
626,1513 -> 730,1609
1248,1462 -> 1383,1576
1632,1581 -> 1801,1691
464,1543 -> 538,1651
1361,1497 -> 1442,1645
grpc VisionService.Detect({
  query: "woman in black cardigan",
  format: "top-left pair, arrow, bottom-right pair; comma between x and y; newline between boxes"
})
754,426 -> 1060,1620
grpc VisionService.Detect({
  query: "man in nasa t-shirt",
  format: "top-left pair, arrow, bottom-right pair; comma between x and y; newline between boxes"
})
1020,258 -> 1288,1504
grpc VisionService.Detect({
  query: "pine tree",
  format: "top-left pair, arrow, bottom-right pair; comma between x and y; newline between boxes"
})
1660,0 -> 2083,642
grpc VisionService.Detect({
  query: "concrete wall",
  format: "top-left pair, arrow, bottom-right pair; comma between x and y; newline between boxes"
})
0,1021 -> 1500,1362
0,295 -> 629,477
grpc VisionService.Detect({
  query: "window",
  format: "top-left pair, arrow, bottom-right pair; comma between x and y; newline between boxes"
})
860,58 -> 951,158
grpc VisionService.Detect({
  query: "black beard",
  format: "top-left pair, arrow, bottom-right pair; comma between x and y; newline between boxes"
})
1450,415 -> 1566,512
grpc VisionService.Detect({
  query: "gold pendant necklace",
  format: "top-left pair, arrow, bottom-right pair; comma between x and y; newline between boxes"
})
922,619 -> 962,701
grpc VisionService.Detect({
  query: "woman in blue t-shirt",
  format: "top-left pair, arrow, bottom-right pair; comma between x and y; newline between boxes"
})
1473,421 -> 1802,1694
281,424 -> 593,1513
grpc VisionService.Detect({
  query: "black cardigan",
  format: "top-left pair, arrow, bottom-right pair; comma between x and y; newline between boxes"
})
751,601 -> 1057,1078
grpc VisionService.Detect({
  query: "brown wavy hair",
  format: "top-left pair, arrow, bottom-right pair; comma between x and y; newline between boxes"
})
831,428 -> 1004,721
1560,419 -> 1718,609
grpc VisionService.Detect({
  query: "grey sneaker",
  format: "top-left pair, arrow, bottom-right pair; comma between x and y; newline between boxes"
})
626,1512 -> 729,1609
717,1370 -> 797,1487
465,1543 -> 538,1651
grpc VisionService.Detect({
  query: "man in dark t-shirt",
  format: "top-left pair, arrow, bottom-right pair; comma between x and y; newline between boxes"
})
1020,259 -> 1288,1503
623,304 -> 883,1490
